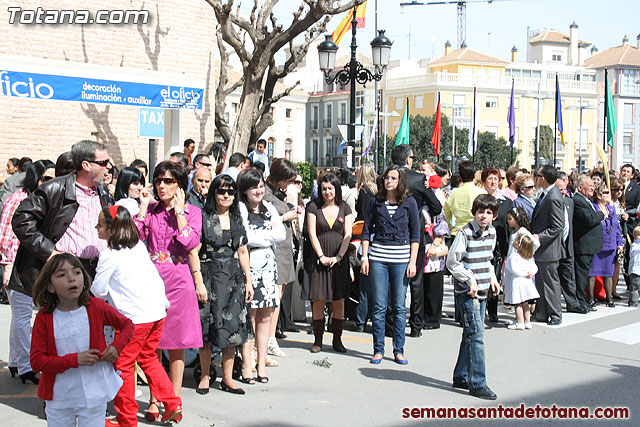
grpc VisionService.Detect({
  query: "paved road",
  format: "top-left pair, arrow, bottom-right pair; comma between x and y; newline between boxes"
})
1,279 -> 639,426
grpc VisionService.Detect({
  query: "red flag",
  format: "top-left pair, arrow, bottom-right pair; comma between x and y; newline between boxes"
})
432,93 -> 442,156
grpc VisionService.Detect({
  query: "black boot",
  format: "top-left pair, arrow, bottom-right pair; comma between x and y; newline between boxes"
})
332,318 -> 347,353
311,319 -> 324,353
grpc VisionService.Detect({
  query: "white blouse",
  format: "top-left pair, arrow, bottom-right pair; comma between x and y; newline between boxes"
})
48,306 -> 122,409
92,241 -> 169,324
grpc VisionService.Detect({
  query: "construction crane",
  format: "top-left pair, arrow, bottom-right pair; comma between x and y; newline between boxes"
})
400,0 -> 511,50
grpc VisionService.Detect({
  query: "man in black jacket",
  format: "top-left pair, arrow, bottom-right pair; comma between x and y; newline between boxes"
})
8,140 -> 112,383
391,145 -> 442,337
622,164 -> 640,289
573,175 -> 605,312
556,173 -> 583,313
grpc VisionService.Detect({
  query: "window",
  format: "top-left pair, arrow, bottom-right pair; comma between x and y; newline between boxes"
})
325,104 -> 332,128
285,138 -> 293,161
453,94 -> 466,106
285,108 -> 292,118
625,104 -> 634,126
532,70 -> 542,78
267,138 -> 275,157
521,70 -> 532,78
312,139 -> 318,165
486,126 -> 498,136
620,69 -> 640,96
512,97 -> 519,109
415,95 -> 423,109
339,102 -> 347,124
485,96 -> 498,109
395,97 -> 404,111
325,137 -> 333,166
311,105 -> 319,129
624,132 -> 633,155
232,102 -> 239,113
551,51 -> 562,62
577,129 -> 589,151
356,90 -> 364,118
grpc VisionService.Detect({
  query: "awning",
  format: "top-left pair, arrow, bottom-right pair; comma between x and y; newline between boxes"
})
0,54 -> 205,110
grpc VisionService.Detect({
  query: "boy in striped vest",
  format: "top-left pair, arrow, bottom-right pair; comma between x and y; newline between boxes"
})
445,194 -> 500,400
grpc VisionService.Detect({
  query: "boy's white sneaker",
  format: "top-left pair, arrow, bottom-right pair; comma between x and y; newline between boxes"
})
507,323 -> 525,330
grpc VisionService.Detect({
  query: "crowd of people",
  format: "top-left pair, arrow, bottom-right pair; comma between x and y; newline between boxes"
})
0,137 -> 637,425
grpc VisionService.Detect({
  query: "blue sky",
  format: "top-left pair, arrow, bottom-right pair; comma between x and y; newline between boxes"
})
259,0 -> 639,64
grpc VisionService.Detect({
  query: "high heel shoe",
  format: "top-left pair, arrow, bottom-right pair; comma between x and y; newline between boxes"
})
606,300 -> 616,308
145,401 -> 160,422
219,380 -> 245,395
161,405 -> 183,424
196,375 -> 210,394
20,371 -> 39,384
8,367 -> 17,378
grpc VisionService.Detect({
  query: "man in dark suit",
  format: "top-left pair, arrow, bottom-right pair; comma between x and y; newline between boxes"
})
621,164 -> 640,289
391,145 -> 442,337
573,175 -> 605,311
555,173 -> 583,313
530,165 -> 564,325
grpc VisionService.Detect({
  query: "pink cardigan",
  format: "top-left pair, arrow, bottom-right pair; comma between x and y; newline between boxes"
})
30,297 -> 134,400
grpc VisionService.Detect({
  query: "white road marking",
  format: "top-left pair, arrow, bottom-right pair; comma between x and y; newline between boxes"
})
592,322 -> 640,345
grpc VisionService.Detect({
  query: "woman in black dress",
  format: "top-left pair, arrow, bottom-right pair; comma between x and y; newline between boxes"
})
307,173 -> 353,353
194,174 -> 254,395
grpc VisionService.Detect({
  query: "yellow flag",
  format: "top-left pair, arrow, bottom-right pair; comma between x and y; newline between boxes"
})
331,3 -> 367,46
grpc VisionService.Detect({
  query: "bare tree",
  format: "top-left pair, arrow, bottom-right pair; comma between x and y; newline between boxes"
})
206,0 -> 365,160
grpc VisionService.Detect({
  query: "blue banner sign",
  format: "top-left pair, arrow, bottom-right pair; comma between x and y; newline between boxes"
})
0,70 -> 203,109
139,107 -> 165,138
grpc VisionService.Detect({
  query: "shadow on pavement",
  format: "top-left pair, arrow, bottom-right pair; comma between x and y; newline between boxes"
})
359,367 -> 455,393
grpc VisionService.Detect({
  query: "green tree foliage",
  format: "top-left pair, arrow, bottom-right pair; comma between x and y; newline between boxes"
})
473,132 -> 521,170
294,162 -> 315,199
533,125 -> 554,161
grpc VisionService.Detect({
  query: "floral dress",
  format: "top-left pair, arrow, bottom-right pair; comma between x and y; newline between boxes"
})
136,202 -> 203,349
199,210 -> 253,348
240,201 -> 286,309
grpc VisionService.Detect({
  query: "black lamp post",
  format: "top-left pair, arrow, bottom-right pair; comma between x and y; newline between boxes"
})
318,7 -> 392,168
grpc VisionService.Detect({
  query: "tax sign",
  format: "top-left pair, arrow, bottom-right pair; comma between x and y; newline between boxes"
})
138,107 -> 164,138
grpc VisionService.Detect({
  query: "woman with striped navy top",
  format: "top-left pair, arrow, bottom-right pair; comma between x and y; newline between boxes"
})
361,165 -> 420,365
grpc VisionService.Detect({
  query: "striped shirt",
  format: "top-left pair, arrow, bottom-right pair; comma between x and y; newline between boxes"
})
369,202 -> 411,264
0,189 -> 28,265
446,220 -> 496,300
55,183 -> 107,259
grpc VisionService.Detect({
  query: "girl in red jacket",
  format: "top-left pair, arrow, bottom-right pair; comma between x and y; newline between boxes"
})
30,253 -> 134,427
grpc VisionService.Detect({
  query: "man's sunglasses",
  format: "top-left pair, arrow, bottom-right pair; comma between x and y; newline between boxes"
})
198,162 -> 212,167
216,188 -> 236,196
154,177 -> 178,185
524,185 -> 535,189
88,159 -> 111,167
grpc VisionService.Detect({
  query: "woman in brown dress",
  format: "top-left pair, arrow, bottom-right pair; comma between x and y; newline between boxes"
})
307,173 -> 353,353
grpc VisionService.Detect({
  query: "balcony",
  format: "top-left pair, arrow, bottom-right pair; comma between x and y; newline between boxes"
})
323,119 -> 332,128
386,72 -> 597,94
309,120 -> 318,130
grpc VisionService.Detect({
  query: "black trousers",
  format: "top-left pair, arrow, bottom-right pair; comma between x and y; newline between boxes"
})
486,260 -> 503,319
278,281 -> 297,331
574,254 -> 593,309
408,244 -> 426,330
423,270 -> 444,325
558,256 -> 580,311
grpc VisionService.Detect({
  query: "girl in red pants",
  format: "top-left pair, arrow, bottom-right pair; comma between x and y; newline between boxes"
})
93,205 -> 183,426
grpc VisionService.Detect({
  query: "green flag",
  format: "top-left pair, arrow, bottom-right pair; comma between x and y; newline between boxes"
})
605,75 -> 617,148
394,99 -> 410,146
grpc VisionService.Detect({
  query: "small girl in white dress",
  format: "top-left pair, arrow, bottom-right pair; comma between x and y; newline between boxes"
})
503,234 -> 540,330
30,253 -> 134,427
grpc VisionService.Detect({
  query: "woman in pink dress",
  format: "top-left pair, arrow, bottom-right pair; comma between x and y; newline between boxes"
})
136,161 -> 202,418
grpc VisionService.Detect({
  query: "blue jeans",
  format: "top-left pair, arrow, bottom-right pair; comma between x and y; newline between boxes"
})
370,260 -> 409,356
355,273 -> 371,328
453,293 -> 487,390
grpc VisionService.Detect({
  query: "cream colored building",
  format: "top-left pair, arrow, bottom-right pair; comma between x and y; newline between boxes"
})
385,24 -> 603,172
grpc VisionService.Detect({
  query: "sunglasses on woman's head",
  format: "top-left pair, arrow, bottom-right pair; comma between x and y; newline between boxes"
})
42,176 -> 54,182
154,177 -> 177,185
216,188 -> 236,196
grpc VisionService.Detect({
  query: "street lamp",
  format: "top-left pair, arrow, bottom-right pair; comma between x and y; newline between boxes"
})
318,8 -> 392,168
523,82 -> 553,170
441,102 -> 470,172
566,97 -> 596,173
